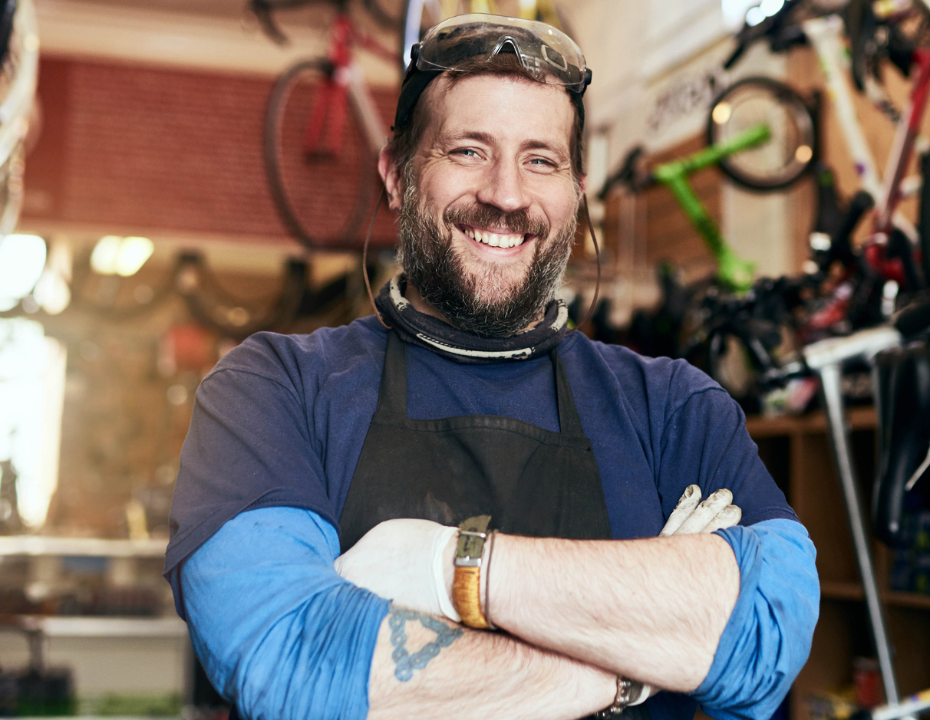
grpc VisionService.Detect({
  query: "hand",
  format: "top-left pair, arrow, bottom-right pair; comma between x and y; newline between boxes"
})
334,518 -> 460,620
659,485 -> 742,536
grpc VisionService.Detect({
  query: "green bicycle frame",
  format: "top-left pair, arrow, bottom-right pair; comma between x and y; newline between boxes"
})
652,123 -> 771,293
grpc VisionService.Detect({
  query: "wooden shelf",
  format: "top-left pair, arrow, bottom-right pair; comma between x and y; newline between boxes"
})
744,406 -> 877,438
0,535 -> 168,558
0,616 -> 187,638
820,581 -> 930,610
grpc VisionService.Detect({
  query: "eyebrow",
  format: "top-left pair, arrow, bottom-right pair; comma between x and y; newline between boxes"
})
443,131 -> 570,161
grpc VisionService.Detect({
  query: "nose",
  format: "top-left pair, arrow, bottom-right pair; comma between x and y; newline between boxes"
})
474,158 -> 531,214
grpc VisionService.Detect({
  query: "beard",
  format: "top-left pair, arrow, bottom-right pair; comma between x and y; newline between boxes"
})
396,175 -> 579,338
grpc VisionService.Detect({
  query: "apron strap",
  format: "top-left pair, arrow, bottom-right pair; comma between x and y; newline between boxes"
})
551,348 -> 587,440
380,330 -> 587,442
377,330 -> 408,415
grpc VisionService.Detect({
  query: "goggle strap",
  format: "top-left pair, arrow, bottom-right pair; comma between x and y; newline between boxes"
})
571,195 -> 601,333
394,66 -> 444,131
363,186 -> 391,330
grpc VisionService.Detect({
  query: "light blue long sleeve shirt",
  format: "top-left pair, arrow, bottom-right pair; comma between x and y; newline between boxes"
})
178,507 -> 818,720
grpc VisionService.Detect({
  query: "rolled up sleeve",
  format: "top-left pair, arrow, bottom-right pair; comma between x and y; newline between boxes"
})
693,518 -> 819,720
179,506 -> 390,720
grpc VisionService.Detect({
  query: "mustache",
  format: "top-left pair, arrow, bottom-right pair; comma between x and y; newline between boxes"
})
443,204 -> 550,239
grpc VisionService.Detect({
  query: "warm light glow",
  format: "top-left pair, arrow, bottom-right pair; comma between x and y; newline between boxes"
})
0,319 -> 66,529
759,0 -> 784,17
90,235 -> 122,274
33,271 -> 71,315
795,145 -> 813,163
115,236 -> 154,277
90,235 -> 154,277
722,0 -> 762,28
809,232 -> 832,252
712,102 -> 732,125
0,234 -> 46,310
746,6 -> 766,26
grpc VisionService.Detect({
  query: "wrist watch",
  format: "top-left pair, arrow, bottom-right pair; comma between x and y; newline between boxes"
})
452,515 -> 492,629
595,677 -> 645,718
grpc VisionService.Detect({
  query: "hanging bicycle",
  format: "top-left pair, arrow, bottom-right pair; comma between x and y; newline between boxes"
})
254,0 -> 398,249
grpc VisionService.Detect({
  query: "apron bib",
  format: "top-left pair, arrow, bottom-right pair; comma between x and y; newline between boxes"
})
340,331 -> 653,720
341,330 -> 611,548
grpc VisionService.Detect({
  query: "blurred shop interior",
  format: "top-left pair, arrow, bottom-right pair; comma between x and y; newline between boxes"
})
2,0 -> 930,718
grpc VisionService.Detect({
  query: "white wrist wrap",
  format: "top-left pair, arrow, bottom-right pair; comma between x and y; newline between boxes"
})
431,525 -> 461,622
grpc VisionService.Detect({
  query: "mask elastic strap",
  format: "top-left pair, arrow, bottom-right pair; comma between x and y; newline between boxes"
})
363,186 -> 391,330
571,194 -> 601,332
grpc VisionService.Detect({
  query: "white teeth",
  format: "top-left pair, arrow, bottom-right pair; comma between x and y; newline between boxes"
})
463,227 -> 526,248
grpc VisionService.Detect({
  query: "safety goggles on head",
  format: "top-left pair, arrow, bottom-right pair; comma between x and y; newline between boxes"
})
394,13 -> 592,131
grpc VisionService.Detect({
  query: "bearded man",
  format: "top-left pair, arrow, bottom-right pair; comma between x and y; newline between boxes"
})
166,15 -> 818,720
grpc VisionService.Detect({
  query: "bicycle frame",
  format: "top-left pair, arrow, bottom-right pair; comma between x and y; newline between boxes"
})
304,12 -> 391,159
651,123 -> 771,293
802,14 -> 930,245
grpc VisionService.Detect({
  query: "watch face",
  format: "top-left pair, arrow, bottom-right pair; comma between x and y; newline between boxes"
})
455,516 -> 491,565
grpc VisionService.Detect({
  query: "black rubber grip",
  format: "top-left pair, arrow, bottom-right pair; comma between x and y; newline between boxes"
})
833,191 -> 874,264
894,298 -> 930,338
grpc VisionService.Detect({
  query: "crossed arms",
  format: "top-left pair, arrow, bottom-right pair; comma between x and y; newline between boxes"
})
179,502 -> 818,720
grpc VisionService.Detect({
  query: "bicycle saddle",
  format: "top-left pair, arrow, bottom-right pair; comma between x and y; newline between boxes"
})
873,340 -> 930,547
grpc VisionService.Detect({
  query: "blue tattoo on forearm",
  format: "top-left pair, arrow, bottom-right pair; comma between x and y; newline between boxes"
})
388,606 -> 463,682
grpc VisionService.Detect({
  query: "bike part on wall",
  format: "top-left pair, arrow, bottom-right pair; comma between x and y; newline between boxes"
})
707,77 -> 817,191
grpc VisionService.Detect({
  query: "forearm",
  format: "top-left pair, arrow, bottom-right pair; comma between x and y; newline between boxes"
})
486,533 -> 740,692
182,507 -> 618,720
368,605 -> 616,720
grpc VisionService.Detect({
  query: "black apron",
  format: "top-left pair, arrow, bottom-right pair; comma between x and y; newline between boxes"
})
340,330 -> 611,548
339,330 -> 654,720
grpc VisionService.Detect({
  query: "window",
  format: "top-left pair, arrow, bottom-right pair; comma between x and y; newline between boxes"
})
0,318 -> 67,529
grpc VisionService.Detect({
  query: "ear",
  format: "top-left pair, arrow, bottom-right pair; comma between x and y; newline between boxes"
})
577,174 -> 587,201
378,146 -> 404,211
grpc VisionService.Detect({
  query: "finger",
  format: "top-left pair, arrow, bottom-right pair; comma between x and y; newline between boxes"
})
659,485 -> 702,536
701,504 -> 742,533
676,488 -> 733,534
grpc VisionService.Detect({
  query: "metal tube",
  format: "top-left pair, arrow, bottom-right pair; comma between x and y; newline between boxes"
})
819,363 -> 900,704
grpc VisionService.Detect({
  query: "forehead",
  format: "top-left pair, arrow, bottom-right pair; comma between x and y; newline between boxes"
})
425,73 -> 574,154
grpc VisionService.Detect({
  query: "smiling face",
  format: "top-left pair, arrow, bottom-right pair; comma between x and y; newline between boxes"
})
380,72 -> 583,336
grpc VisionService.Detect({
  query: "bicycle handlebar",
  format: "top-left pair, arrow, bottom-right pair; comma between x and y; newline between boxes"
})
723,0 -> 807,70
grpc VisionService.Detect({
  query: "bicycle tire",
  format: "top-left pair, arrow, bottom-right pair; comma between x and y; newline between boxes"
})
264,58 -> 378,249
706,76 -> 816,192
362,0 -> 403,29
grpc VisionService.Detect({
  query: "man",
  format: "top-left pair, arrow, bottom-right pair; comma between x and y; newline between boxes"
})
165,14 -> 818,720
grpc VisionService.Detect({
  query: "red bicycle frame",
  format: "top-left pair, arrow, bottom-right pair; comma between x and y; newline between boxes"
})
865,47 -> 930,283
302,12 -> 396,158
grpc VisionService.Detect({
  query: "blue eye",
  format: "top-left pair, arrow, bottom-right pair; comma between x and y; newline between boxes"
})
529,157 -> 557,169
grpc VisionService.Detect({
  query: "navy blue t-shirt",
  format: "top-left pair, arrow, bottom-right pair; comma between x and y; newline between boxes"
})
166,315 -> 797,588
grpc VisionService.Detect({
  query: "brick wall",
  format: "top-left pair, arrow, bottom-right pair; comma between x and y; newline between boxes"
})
23,56 -> 400,249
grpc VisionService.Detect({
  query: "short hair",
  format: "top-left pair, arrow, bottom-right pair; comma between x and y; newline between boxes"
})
387,52 -> 585,184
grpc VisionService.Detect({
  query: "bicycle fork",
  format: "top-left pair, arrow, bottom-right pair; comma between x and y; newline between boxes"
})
804,327 -> 903,707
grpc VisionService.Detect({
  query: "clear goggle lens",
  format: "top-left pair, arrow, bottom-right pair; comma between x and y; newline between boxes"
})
415,14 -> 587,92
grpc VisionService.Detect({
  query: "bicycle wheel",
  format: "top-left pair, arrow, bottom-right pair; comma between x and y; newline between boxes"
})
363,0 -> 403,29
706,76 -> 816,192
400,0 -> 574,72
264,58 -> 378,249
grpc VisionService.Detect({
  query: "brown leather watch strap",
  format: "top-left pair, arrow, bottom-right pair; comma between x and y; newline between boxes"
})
452,515 -> 491,630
